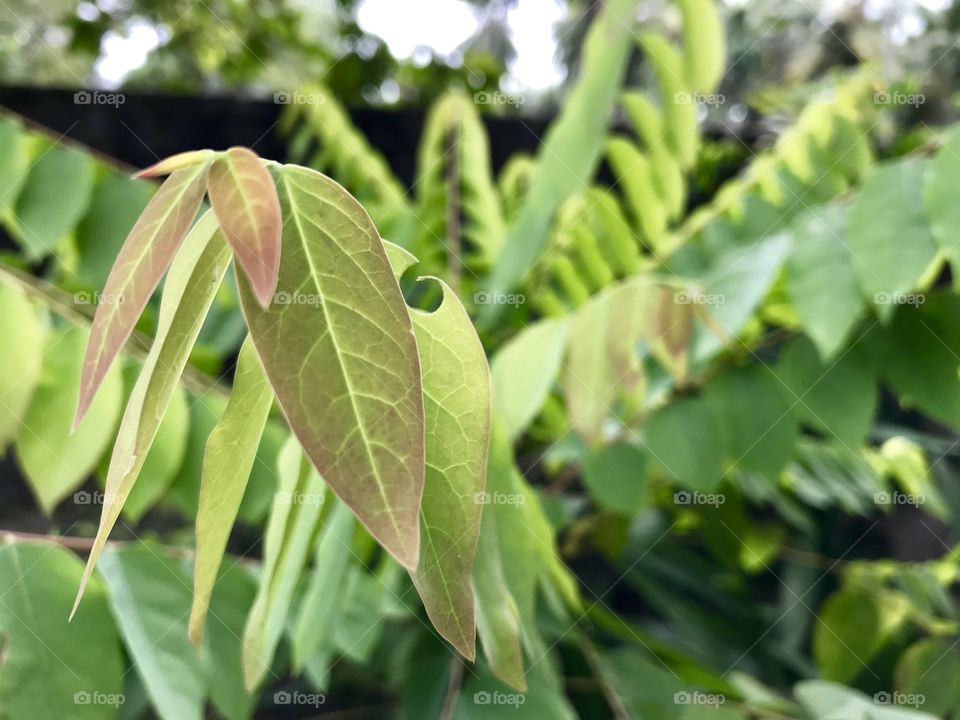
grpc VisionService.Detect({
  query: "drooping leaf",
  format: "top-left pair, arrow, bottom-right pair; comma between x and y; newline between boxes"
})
491,318 -> 568,442
291,498 -> 356,668
237,164 -> 424,569
12,142 -> 95,259
473,504 -> 526,691
189,335 -> 274,645
207,147 -> 282,307
786,204 -> 862,358
480,0 -> 637,320
74,161 -> 211,427
16,325 -> 123,514
408,279 -> 490,660
848,159 -> 937,320
0,537 -> 123,720
72,212 -> 231,617
98,542 -> 205,720
136,149 -> 217,178
0,278 -> 44,448
242,438 -> 326,690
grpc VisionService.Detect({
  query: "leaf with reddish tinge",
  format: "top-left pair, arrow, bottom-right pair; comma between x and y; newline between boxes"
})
74,161 -> 211,428
136,150 -> 217,178
72,211 -> 231,619
189,335 -> 274,646
238,165 -> 425,569
208,147 -> 282,307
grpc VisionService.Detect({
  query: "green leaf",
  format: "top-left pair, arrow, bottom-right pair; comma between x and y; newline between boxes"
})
786,204 -> 862,358
207,147 -> 282,307
237,164 -> 424,569
795,680 -> 938,720
0,115 -> 32,220
894,638 -> 960,718
776,335 -> 876,447
677,0 -> 727,93
0,278 -> 44,448
72,212 -> 231,617
645,396 -> 724,491
75,161 -> 211,426
582,442 -> 648,515
190,336 -> 274,645
16,325 -> 123,514
0,537 -> 123,720
122,381 -> 189,522
74,173 -> 156,289
481,0 -> 637,318
98,542 -> 205,720
242,437 -> 326,691
705,365 -> 798,478
473,504 -> 526,691
812,585 -> 885,683
291,498 -> 355,668
848,159 -> 937,320
491,318 -> 568,442
408,279 -> 490,660
12,142 -> 95,259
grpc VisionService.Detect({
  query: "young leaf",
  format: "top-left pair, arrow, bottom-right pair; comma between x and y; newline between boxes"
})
16,325 -> 123,514
136,149 -> 217,178
72,212 -> 231,618
74,161 -> 211,428
242,438 -> 326,691
207,147 -> 282,307
237,164 -> 425,569
409,279 -> 491,660
189,335 -> 274,645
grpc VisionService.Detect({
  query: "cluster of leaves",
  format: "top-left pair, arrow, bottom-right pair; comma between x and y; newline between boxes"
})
7,1 -> 960,719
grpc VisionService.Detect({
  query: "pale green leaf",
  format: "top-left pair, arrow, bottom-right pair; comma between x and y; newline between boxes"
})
72,211 -> 231,617
237,164 -> 424,569
136,149 -> 217,178
190,335 -> 274,645
16,325 -> 123,514
0,278 -> 44,448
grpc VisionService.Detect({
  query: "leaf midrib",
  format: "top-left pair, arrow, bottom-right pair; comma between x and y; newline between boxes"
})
280,171 -> 405,550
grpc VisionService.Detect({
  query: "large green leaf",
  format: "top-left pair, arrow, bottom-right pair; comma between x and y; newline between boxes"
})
237,164 -> 424,569
12,142 -> 95,259
0,278 -> 45,448
812,585 -> 887,683
924,126 -> 960,281
16,325 -> 123,514
480,0 -> 637,319
72,212 -> 231,616
786,204 -> 862,358
0,537 -> 123,720
190,336 -> 274,645
895,638 -> 960,718
98,542 -> 205,720
75,162 -> 211,426
491,318 -> 568,442
409,279 -> 490,660
242,437 -> 326,690
207,147 -> 282,306
848,159 -> 937,320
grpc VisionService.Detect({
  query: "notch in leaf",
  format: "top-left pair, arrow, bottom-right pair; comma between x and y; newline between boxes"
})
207,147 -> 282,308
